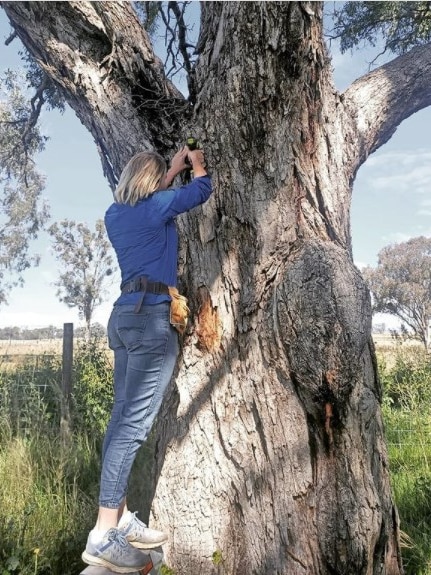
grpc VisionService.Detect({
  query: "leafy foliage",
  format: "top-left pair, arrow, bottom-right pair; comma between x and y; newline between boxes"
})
0,337 -> 112,440
19,50 -> 65,114
0,71 -> 50,305
331,1 -> 431,56
362,236 -> 431,349
48,219 -> 116,332
72,336 -> 113,436
379,345 -> 431,411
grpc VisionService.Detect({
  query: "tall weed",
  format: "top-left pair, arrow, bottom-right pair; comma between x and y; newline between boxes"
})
0,426 -> 98,575
0,341 -> 109,574
0,354 -> 61,434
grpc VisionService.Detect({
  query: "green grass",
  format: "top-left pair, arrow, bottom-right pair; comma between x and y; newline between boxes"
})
384,412 -> 431,575
0,341 -> 110,574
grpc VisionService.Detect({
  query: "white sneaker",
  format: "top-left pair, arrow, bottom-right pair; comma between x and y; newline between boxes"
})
118,511 -> 168,549
82,527 -> 151,573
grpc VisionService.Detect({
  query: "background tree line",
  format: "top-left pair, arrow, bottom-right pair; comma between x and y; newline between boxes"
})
0,323 -> 106,340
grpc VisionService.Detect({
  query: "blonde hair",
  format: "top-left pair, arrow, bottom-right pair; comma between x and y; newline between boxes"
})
115,151 -> 167,205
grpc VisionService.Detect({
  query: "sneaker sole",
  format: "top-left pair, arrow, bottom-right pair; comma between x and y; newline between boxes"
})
81,551 -> 151,574
129,538 -> 168,549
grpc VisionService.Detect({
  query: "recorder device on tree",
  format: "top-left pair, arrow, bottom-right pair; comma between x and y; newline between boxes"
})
185,137 -> 199,167
186,136 -> 199,151
183,137 -> 200,182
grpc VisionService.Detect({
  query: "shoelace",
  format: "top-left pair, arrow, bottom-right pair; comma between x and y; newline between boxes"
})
106,528 -> 129,548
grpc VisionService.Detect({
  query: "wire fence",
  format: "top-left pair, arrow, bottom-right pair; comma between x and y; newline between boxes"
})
1,333 -> 431,450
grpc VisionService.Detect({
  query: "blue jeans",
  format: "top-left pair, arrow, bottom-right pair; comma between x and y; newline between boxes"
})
100,302 -> 178,508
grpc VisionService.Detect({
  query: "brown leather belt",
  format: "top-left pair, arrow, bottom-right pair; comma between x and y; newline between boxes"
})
121,276 -> 170,312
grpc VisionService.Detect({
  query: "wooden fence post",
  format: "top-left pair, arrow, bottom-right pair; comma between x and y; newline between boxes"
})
60,322 -> 74,442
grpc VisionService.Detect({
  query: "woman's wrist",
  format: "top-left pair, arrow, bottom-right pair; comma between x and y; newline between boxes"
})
162,167 -> 177,188
190,163 -> 207,178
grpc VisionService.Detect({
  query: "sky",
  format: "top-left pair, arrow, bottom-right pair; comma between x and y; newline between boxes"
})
0,4 -> 430,331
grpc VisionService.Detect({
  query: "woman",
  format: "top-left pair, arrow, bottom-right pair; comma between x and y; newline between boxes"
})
82,145 -> 211,572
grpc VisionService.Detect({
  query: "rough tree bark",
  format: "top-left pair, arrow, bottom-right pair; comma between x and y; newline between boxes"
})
3,1 -> 431,573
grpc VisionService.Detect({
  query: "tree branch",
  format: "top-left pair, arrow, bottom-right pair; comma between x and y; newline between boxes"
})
1,1 -> 188,185
20,74 -> 48,147
342,41 -> 431,173
4,29 -> 17,45
157,1 -> 196,100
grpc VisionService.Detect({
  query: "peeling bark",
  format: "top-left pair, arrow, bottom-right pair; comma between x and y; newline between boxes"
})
1,1 -> 419,573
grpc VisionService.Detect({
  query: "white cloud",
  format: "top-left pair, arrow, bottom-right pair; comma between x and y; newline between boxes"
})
366,148 -> 431,169
417,199 -> 431,217
363,155 -> 431,194
380,231 -> 415,245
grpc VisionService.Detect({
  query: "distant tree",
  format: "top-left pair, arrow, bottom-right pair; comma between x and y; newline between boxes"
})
372,323 -> 386,335
0,71 -> 50,304
22,325 -> 61,340
0,325 -> 21,340
75,322 -> 107,340
362,236 -> 431,350
89,322 -> 107,338
48,219 -> 115,336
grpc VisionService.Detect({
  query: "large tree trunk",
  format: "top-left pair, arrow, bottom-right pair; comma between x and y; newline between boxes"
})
152,4 -> 401,573
6,1 -> 431,573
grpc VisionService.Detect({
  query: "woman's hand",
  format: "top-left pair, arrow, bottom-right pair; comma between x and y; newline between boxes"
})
161,147 -> 189,188
186,148 -> 207,178
170,147 -> 189,174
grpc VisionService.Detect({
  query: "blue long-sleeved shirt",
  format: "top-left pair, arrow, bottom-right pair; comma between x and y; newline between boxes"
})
105,175 -> 212,306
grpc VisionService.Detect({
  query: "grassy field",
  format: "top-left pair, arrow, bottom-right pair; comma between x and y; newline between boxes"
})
0,338 -> 64,355
0,338 -> 112,371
